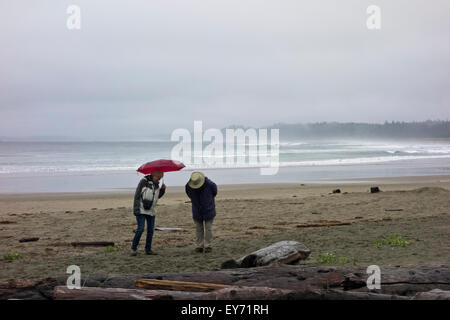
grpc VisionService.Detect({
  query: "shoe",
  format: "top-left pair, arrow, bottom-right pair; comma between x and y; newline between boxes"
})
130,250 -> 137,256
195,247 -> 203,253
145,250 -> 158,255
204,247 -> 212,253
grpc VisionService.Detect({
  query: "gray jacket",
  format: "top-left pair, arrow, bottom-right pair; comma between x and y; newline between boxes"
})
133,175 -> 165,216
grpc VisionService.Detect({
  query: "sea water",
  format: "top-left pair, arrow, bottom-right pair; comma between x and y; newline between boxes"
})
0,139 -> 449,193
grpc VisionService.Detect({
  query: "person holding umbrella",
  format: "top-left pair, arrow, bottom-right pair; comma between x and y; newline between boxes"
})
185,172 -> 218,253
131,170 -> 166,256
131,159 -> 184,256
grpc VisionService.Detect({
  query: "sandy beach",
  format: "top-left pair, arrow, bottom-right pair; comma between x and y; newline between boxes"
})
1,175 -> 449,282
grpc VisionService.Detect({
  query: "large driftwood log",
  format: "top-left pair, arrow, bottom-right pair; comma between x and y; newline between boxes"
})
71,241 -> 114,247
53,286 -> 204,300
3,263 -> 450,300
412,289 -> 450,300
222,241 -> 311,269
193,286 -> 293,300
135,279 -> 231,292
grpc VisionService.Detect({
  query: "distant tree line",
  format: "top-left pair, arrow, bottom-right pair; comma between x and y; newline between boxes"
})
224,120 -> 450,139
269,120 -> 450,139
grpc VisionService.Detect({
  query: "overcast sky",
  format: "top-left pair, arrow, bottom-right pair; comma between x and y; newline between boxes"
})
1,0 -> 449,140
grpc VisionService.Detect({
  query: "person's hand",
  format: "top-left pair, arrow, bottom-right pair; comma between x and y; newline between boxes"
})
161,183 -> 166,189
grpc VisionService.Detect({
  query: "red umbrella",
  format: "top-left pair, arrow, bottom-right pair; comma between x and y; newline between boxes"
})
137,159 -> 185,175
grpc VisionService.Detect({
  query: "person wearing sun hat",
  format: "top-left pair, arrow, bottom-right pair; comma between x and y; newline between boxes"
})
185,172 -> 218,253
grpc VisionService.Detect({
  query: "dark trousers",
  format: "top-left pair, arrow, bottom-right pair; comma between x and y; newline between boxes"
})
131,214 -> 155,252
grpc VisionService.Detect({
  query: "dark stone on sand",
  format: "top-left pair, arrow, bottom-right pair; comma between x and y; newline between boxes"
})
332,189 -> 341,194
370,187 -> 380,193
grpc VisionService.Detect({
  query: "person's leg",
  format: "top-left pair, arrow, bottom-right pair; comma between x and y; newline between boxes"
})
145,215 -> 156,253
194,219 -> 204,250
131,214 -> 145,251
204,219 -> 213,251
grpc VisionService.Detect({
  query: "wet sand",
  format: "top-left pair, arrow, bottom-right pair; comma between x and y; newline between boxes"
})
0,175 -> 449,282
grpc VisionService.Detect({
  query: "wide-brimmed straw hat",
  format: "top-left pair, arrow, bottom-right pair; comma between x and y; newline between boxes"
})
188,172 -> 205,189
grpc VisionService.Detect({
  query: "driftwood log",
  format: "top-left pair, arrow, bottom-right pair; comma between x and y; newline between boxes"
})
296,221 -> 351,228
412,289 -> 450,300
53,286 -> 204,300
19,237 -> 39,243
222,241 -> 311,269
135,279 -> 231,292
2,263 -> 450,300
71,241 -> 115,247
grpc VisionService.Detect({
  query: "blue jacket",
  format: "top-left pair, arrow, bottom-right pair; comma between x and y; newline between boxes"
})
185,177 -> 217,222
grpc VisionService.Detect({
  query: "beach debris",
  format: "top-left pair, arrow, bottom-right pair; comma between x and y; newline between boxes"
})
332,189 -> 341,194
71,241 -> 115,247
296,221 -> 352,228
53,286 -> 201,300
194,286 -> 293,300
4,263 -> 450,300
370,187 -> 380,193
248,226 -> 267,230
412,289 -> 450,300
0,220 -> 17,224
221,240 -> 311,269
155,227 -> 183,231
135,279 -> 231,292
384,209 -> 404,212
19,237 -> 39,243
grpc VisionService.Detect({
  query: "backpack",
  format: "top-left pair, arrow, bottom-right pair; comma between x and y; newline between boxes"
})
141,180 -> 156,210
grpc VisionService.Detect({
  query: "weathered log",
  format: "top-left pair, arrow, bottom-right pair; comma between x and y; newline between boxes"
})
19,237 -> 39,243
71,241 -> 114,247
282,289 -> 409,300
412,289 -> 450,300
155,227 -> 183,231
3,263 -> 450,300
53,286 -> 205,300
135,279 -> 232,292
194,286 -> 293,300
296,221 -> 351,228
222,241 -> 311,269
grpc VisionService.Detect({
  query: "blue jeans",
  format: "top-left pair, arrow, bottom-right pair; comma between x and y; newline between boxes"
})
131,214 -> 155,252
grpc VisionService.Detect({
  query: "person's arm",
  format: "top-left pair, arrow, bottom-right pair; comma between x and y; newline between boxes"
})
210,180 -> 217,197
158,184 -> 166,198
133,179 -> 145,215
185,184 -> 192,199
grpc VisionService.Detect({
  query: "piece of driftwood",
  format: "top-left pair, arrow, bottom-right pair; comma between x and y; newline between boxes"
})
135,279 -> 232,292
155,227 -> 183,231
412,289 -> 450,300
53,286 -> 204,300
71,241 -> 114,247
19,237 -> 39,243
3,263 -> 450,300
222,241 -> 311,269
384,209 -> 403,212
296,221 -> 351,228
194,286 -> 293,300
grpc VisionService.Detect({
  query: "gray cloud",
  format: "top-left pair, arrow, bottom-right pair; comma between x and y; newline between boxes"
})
1,0 -> 449,139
